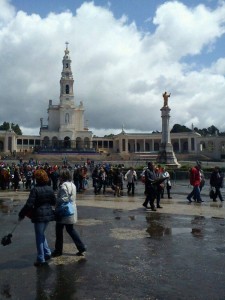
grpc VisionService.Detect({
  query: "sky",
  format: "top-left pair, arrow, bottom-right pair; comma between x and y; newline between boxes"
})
1,0 -> 225,137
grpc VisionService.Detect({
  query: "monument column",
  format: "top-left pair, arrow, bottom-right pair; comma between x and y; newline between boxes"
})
158,92 -> 180,167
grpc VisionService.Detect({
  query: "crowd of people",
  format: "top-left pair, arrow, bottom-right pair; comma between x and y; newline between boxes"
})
1,158 -> 224,204
0,157 -> 224,267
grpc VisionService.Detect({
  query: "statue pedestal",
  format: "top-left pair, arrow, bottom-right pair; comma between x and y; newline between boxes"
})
157,105 -> 180,168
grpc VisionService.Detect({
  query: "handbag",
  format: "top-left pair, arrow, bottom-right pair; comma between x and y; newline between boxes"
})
55,183 -> 74,218
209,188 -> 215,199
55,201 -> 74,217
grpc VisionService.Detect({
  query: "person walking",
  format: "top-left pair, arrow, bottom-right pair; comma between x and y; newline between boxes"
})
187,161 -> 203,203
13,166 -> 21,191
18,169 -> 56,267
112,168 -> 124,197
142,162 -> 157,211
161,167 -> 172,199
125,167 -> 137,195
52,169 -> 86,257
155,166 -> 163,208
210,166 -> 224,202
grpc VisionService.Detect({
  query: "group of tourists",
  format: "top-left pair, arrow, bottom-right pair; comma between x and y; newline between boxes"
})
0,160 -> 61,191
91,164 -> 137,197
187,161 -> 205,203
187,161 -> 224,203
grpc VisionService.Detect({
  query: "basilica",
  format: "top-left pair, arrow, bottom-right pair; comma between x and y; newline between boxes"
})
0,45 -> 225,161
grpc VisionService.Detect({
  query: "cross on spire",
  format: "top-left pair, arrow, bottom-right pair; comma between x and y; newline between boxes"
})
65,41 -> 69,49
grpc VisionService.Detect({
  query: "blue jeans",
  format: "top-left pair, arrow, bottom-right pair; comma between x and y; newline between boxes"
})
188,186 -> 201,202
34,222 -> 51,262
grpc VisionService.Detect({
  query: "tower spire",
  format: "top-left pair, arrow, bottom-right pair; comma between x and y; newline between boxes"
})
60,42 -> 74,106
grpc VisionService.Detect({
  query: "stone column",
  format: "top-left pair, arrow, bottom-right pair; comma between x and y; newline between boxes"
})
158,92 -> 180,167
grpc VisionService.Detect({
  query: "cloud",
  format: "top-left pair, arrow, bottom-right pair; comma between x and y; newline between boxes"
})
0,0 -> 15,27
152,1 -> 225,58
0,0 -> 225,136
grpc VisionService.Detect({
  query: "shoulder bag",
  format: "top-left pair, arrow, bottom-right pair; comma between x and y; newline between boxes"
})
55,183 -> 74,218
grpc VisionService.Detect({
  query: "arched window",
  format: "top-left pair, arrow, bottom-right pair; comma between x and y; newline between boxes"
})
66,85 -> 69,94
84,137 -> 90,149
43,136 -> 50,148
76,137 -> 82,149
65,113 -> 69,124
52,137 -> 58,149
64,136 -> 71,148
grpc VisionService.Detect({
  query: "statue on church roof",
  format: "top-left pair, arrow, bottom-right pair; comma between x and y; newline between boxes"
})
162,91 -> 171,107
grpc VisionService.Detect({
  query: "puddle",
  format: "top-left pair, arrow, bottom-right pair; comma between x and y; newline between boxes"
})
146,225 -> 192,237
77,219 -> 104,226
0,199 -> 14,214
110,228 -> 148,240
215,247 -> 225,254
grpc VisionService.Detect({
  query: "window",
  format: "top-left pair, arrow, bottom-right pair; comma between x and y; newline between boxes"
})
65,113 -> 69,124
66,85 -> 69,94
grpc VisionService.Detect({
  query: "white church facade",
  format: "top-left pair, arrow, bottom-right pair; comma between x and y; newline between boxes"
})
39,43 -> 93,152
0,44 -> 225,161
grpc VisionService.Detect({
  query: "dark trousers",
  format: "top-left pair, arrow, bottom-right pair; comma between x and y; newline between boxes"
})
127,182 -> 135,194
214,187 -> 223,201
143,193 -> 156,209
55,223 -> 86,254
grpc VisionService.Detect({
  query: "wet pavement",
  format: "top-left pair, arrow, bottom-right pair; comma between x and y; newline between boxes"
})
0,180 -> 225,299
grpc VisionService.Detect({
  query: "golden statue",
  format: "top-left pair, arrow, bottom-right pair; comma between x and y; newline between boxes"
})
162,91 -> 171,107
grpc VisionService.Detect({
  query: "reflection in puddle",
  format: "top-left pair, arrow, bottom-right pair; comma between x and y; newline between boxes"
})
146,224 -> 192,237
145,217 -> 203,238
0,199 -> 14,214
191,228 -> 203,238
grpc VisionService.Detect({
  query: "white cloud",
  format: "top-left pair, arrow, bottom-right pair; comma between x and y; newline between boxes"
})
0,0 -> 225,136
0,0 -> 15,27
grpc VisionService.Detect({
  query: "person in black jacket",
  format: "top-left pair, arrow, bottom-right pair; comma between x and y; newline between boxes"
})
142,162 -> 157,211
18,169 -> 56,267
210,166 -> 224,202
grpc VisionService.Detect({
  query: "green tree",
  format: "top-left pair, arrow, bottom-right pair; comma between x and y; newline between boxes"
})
104,134 -> 115,138
207,125 -> 219,135
0,122 -> 22,135
171,124 -> 192,133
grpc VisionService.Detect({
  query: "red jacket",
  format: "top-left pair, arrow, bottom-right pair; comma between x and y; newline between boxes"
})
190,167 -> 201,187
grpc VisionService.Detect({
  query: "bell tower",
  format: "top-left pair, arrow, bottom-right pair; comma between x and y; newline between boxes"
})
60,42 -> 75,106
